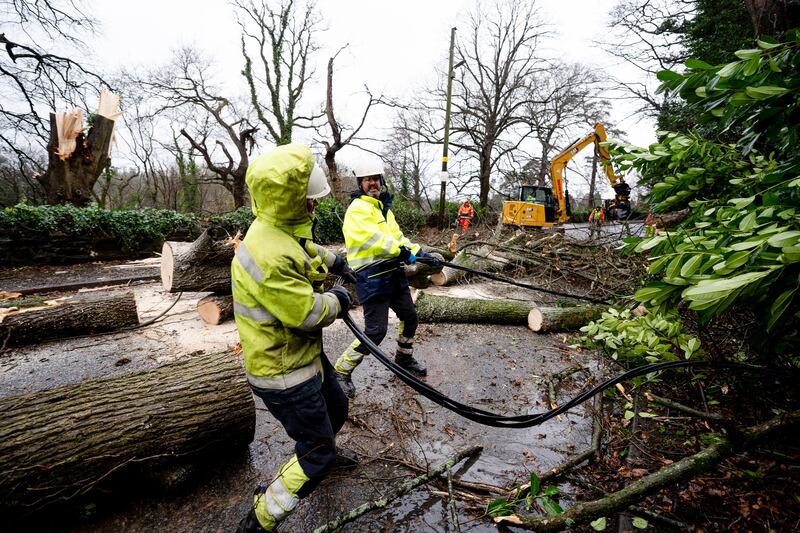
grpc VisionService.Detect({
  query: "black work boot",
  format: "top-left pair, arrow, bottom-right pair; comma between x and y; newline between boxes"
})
333,446 -> 359,470
395,354 -> 427,376
334,371 -> 356,398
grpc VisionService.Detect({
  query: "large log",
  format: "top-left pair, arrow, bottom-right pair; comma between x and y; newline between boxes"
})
416,292 -> 536,325
197,294 -> 234,325
161,230 -> 235,293
0,351 -> 255,516
527,305 -> 605,333
0,291 -> 138,347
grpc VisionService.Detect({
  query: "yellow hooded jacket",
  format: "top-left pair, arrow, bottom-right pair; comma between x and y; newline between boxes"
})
231,144 -> 341,390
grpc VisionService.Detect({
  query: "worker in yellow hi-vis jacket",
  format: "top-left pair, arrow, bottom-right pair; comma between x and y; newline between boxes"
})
333,157 -> 442,397
232,144 -> 357,532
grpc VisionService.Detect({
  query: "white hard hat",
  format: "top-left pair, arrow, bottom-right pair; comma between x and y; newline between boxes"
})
349,158 -> 385,179
307,164 -> 331,199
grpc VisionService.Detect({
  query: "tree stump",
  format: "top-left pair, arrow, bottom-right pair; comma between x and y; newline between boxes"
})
197,294 -> 234,325
416,292 -> 536,325
0,291 -> 138,347
527,306 -> 606,333
161,230 -> 235,293
40,113 -> 116,206
0,351 -> 255,516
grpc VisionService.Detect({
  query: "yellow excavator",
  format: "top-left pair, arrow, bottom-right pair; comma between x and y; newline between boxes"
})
502,123 -> 630,227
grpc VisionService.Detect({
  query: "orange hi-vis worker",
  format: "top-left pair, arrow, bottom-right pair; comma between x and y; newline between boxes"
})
457,200 -> 475,233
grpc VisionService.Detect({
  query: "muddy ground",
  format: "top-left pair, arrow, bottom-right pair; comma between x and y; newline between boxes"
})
0,239 -> 615,532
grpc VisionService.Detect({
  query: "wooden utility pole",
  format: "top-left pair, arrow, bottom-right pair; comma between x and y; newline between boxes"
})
438,27 -> 457,227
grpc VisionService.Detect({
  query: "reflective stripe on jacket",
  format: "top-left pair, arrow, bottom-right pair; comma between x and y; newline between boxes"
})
343,195 -> 420,270
231,144 -> 340,388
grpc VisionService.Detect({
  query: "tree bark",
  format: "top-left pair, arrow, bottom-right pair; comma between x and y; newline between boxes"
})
0,291 -> 138,347
405,261 -> 444,289
527,306 -> 605,333
161,230 -> 235,293
416,292 -> 536,325
0,351 -> 255,516
41,113 -> 115,207
430,250 -> 479,286
197,294 -> 234,325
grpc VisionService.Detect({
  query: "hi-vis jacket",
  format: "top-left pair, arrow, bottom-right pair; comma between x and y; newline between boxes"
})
231,144 -> 342,390
343,193 -> 421,302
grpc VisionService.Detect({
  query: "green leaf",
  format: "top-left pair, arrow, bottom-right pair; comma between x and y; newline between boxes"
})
635,286 -> 668,303
632,516 -> 649,529
486,498 -> 515,517
745,86 -> 789,99
529,471 -> 541,496
767,231 -> 800,248
729,196 -> 755,209
590,517 -> 608,531
540,497 -> 563,516
757,38 -> 781,50
739,211 -> 758,231
683,270 -> 772,303
767,288 -> 796,331
680,255 -> 704,277
686,58 -> 714,69
656,70 -> 682,81
734,48 -> 761,60
717,62 -> 741,77
543,486 -> 560,496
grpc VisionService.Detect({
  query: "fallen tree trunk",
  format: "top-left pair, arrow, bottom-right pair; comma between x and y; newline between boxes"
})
429,250 -> 498,287
0,291 -> 139,347
197,294 -> 234,325
416,292 -> 536,325
0,351 -> 255,516
527,306 -> 605,333
511,410 -> 800,532
405,261 -> 444,290
161,230 -> 235,293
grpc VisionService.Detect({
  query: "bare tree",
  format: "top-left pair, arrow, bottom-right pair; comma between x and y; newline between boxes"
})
316,47 -> 396,204
410,0 -> 548,207
236,0 -> 323,145
525,63 -> 613,187
0,0 -> 105,189
384,109 -> 433,208
133,48 -> 257,208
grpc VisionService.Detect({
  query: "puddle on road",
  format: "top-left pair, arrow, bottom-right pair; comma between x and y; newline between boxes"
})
2,281 -> 607,532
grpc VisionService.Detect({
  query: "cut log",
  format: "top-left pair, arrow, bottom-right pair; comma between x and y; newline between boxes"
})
0,291 -> 138,347
161,230 -> 235,293
405,260 -> 444,290
416,292 -> 536,325
527,305 -> 605,333
197,294 -> 234,325
0,351 -> 255,516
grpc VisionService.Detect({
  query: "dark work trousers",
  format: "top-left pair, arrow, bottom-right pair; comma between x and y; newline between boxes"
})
354,286 -> 418,356
250,353 -> 349,498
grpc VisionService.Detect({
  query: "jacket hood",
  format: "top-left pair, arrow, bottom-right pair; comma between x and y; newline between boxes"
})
247,144 -> 313,239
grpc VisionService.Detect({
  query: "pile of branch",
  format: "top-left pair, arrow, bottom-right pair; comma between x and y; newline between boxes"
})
443,231 -> 646,300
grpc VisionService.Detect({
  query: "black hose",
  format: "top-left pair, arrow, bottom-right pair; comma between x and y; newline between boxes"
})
342,312 -> 781,428
416,256 -> 609,304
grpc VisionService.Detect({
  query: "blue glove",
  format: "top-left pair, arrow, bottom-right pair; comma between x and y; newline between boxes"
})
417,251 -> 441,269
398,246 -> 416,265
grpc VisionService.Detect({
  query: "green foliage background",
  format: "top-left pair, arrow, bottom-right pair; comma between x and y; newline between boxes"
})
609,31 -> 800,361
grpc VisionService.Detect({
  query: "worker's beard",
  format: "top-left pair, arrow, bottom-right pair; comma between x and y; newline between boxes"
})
362,183 -> 381,198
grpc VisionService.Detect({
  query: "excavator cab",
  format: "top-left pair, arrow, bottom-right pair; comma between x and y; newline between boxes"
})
501,185 -> 559,227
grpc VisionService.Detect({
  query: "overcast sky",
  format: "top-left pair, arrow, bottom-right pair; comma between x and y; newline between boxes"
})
91,0 -> 655,197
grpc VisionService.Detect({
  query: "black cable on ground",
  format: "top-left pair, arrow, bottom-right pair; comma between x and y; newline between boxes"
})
342,312 -> 782,429
416,256 -> 609,304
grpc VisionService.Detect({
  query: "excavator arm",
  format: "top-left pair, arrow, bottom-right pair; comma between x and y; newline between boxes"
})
549,123 -> 630,223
